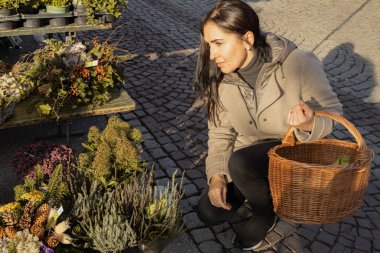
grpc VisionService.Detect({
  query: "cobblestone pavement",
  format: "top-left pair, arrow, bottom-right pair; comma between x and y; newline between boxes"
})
1,0 -> 380,252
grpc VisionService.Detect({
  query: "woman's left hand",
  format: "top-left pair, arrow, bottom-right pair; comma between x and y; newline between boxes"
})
287,102 -> 314,132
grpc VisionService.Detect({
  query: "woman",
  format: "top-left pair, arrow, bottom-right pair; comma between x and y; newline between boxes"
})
195,0 -> 342,251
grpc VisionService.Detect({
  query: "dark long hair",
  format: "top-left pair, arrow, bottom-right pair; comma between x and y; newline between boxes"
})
194,0 -> 268,125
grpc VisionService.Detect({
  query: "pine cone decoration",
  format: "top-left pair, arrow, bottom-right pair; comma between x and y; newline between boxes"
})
4,226 -> 17,239
30,223 -> 45,239
0,226 -> 5,238
29,203 -> 50,239
46,235 -> 59,248
17,201 -> 35,230
2,212 -> 17,226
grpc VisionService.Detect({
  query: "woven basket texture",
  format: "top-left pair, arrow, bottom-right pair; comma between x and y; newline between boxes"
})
268,111 -> 374,224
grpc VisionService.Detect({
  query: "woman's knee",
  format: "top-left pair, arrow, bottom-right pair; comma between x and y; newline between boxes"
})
228,149 -> 253,180
197,191 -> 224,226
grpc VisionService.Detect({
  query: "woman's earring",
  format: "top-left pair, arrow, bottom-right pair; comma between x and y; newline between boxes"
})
246,46 -> 252,51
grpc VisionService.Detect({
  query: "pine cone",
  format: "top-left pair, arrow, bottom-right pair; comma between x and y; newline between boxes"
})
0,226 -> 5,238
17,201 -> 35,230
46,235 -> 59,248
4,226 -> 17,239
2,212 -> 17,226
35,203 -> 50,224
30,223 -> 44,239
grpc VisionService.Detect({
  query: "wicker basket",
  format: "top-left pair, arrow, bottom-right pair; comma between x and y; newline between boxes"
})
268,111 -> 374,224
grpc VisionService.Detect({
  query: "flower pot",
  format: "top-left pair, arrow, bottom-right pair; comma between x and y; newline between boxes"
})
49,17 -> 69,26
0,21 -> 14,30
23,18 -> 42,27
46,5 -> 70,14
0,8 -> 11,17
74,15 -> 87,25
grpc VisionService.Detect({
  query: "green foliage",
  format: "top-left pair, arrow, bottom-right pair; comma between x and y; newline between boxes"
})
40,0 -> 70,7
80,0 -> 128,24
0,0 -> 27,10
76,116 -> 144,188
14,164 -> 69,206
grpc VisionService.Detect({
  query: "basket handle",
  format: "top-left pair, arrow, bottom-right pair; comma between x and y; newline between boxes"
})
282,111 -> 367,150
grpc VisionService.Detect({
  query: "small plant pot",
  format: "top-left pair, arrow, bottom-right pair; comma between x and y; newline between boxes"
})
0,21 -> 14,30
46,5 -> 70,14
49,17 -> 69,26
74,15 -> 87,25
23,18 -> 42,27
0,8 -> 11,17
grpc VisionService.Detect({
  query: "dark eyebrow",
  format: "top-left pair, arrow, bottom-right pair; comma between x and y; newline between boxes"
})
210,39 -> 223,43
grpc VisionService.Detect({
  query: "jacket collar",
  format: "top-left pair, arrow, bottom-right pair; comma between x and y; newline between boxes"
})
222,32 -> 297,88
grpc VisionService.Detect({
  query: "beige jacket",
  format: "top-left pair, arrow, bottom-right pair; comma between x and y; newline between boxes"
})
205,33 -> 342,183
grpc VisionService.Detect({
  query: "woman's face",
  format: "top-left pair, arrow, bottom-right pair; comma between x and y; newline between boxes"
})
203,21 -> 253,73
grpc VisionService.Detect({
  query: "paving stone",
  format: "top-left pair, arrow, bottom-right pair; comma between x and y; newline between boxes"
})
273,220 -> 298,237
198,241 -> 223,253
185,168 -> 204,179
354,237 -> 372,252
177,159 -> 196,170
374,239 -> 380,251
171,150 -> 187,160
216,229 -> 235,249
316,232 -> 336,246
180,199 -> 193,214
193,178 -> 207,191
358,227 -> 373,239
310,241 -> 331,253
330,243 -> 346,253
282,234 -> 309,252
182,212 -> 204,230
183,184 -> 199,198
150,148 -> 167,159
186,195 -> 201,208
190,228 -> 215,243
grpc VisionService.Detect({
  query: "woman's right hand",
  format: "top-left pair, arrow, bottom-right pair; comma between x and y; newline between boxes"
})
208,174 -> 232,210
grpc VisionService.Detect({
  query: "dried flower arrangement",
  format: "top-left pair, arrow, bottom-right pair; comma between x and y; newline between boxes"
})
20,37 -> 127,120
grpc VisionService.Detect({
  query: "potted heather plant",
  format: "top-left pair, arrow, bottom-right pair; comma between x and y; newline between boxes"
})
0,0 -> 25,30
79,0 -> 127,24
41,0 -> 71,13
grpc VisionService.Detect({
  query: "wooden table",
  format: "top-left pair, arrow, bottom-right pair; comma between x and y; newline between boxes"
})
0,88 -> 135,143
0,23 -> 112,37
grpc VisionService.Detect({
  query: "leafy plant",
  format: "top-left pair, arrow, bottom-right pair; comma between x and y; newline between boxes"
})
80,0 -> 128,24
76,116 -> 143,188
40,0 -> 70,7
14,164 -> 69,206
0,0 -> 27,10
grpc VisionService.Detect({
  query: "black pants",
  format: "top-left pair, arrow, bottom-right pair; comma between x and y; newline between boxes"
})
197,140 -> 280,245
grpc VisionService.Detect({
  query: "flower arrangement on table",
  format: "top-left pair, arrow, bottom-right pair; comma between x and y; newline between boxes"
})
1,117 -> 184,253
0,62 -> 35,124
21,37 -> 127,120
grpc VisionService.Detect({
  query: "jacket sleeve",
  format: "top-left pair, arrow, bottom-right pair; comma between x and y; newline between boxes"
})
294,50 -> 343,142
205,110 -> 237,184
